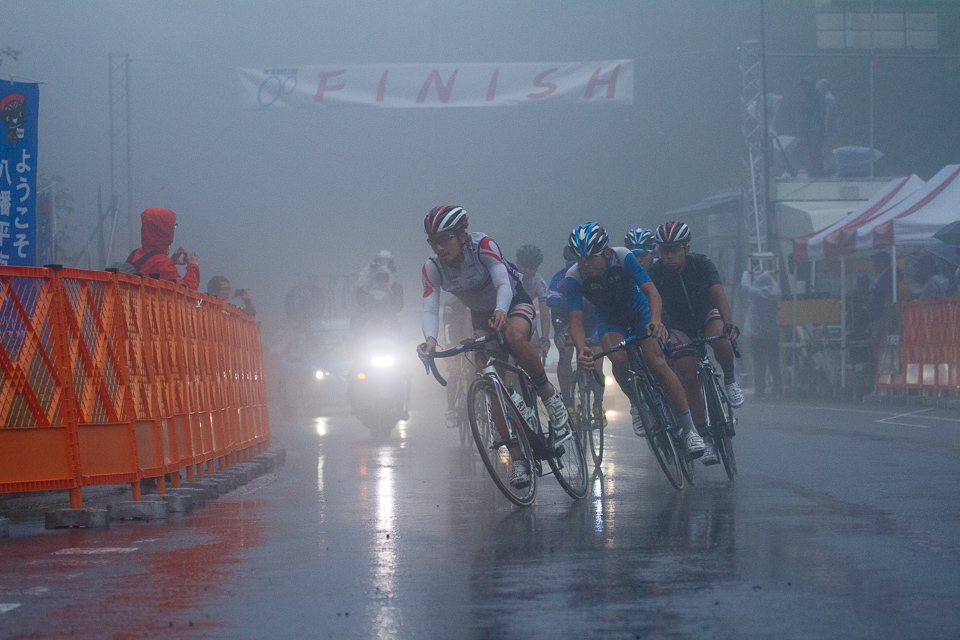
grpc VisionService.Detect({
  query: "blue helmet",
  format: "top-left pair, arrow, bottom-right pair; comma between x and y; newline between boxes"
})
625,227 -> 657,254
568,222 -> 609,258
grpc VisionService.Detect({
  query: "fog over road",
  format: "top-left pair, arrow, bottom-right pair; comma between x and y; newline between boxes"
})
2,380 -> 960,639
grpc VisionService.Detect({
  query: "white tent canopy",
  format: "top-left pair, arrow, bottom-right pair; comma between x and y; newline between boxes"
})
858,164 -> 960,251
791,174 -> 924,263
892,165 -> 960,246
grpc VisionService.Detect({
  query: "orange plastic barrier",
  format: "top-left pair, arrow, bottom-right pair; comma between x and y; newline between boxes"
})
876,297 -> 960,394
0,266 -> 270,507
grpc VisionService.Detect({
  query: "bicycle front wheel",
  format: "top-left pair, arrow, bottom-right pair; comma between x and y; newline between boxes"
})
663,401 -> 695,486
635,378 -> 684,490
468,378 -> 537,506
573,373 -> 603,467
541,419 -> 588,500
705,377 -> 737,480
454,386 -> 470,446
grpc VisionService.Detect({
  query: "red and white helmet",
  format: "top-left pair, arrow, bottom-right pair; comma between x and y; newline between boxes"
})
424,205 -> 468,235
654,221 -> 691,245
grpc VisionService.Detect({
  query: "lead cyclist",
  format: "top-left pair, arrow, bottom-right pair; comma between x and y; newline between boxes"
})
416,206 -> 572,488
648,221 -> 744,466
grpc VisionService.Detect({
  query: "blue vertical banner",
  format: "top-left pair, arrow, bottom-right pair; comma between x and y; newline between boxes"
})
0,81 -> 39,266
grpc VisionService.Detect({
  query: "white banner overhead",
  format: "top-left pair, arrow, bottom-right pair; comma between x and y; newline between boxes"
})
239,61 -> 633,109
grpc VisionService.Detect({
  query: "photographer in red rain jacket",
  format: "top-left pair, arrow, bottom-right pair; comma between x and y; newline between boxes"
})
126,207 -> 200,290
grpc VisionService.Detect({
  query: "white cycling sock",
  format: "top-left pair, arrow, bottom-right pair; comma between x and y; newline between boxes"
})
677,408 -> 697,435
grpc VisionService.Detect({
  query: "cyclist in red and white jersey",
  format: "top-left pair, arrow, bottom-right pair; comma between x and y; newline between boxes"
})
417,206 -> 571,487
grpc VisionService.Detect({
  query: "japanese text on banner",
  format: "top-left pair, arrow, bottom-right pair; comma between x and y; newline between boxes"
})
0,81 -> 39,266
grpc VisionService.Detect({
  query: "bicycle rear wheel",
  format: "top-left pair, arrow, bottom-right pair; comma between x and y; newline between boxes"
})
705,376 -> 737,480
468,378 -> 537,506
634,378 -> 684,490
537,398 -> 588,499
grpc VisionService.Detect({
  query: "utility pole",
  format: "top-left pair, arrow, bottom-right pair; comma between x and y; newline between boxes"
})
108,52 -> 132,264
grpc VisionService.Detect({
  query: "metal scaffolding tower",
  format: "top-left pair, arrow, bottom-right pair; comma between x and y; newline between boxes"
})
108,52 -> 132,263
740,40 -> 776,276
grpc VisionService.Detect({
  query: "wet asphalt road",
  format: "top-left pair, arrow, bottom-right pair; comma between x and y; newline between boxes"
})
2,376 -> 960,639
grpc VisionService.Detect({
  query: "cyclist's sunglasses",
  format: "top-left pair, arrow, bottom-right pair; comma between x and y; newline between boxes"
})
657,243 -> 686,254
427,232 -> 459,247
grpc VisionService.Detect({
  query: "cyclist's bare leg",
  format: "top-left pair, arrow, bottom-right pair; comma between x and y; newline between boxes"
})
639,338 -> 689,414
639,337 -> 701,441
556,345 -> 574,404
504,315 -> 556,400
673,354 -> 705,427
593,354 -> 606,401
705,318 -> 736,381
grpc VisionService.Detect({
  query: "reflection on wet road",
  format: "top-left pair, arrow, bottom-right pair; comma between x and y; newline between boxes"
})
2,378 -> 960,639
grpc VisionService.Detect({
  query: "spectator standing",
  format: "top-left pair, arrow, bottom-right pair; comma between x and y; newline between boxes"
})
207,275 -> 256,316
127,207 -> 199,290
799,76 -> 825,178
915,253 -> 949,300
741,270 -> 783,398
817,79 -> 839,175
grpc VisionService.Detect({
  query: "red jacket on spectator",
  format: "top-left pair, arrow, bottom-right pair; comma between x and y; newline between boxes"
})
127,207 -> 199,291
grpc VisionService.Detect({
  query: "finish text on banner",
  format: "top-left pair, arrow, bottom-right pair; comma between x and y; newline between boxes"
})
240,61 -> 633,109
0,81 -> 39,266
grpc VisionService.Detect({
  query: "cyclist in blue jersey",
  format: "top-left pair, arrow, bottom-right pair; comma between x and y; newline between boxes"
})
564,222 -> 705,457
548,246 -> 604,421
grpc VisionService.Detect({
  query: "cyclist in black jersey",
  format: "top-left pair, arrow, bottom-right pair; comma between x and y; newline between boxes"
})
648,221 -> 743,465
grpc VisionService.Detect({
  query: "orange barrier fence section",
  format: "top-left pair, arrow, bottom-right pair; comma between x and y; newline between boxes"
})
0,266 -> 270,507
876,297 -> 960,395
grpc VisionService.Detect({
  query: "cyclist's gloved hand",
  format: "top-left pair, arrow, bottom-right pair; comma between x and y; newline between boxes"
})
723,323 -> 740,341
577,346 -> 595,370
417,337 -> 437,362
488,310 -> 508,332
646,321 -> 669,342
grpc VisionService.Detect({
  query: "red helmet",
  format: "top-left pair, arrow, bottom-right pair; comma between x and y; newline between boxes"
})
424,205 -> 468,235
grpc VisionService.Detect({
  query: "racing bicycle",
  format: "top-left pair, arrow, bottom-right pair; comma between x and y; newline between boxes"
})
592,334 -> 695,490
665,334 -> 738,480
423,334 -> 588,506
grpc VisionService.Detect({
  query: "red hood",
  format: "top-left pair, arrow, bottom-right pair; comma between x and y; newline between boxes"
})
140,207 -> 176,252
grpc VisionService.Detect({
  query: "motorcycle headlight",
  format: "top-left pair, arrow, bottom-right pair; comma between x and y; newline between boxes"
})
314,369 -> 326,380
371,355 -> 395,368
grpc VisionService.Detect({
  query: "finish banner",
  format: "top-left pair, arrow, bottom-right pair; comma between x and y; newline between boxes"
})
0,81 -> 39,267
239,61 -> 633,109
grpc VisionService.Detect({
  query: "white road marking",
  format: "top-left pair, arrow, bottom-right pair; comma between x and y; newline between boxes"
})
773,404 -> 893,416
53,547 -> 139,555
0,603 -> 22,614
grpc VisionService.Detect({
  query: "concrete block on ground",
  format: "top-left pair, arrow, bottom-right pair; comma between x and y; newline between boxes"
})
236,461 -> 265,477
214,467 -> 246,491
251,455 -> 275,472
45,509 -> 110,529
108,500 -> 168,522
0,517 -> 9,538
223,467 -> 254,483
182,481 -> 220,499
206,474 -> 233,493
170,487 -> 206,508
143,493 -> 193,514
